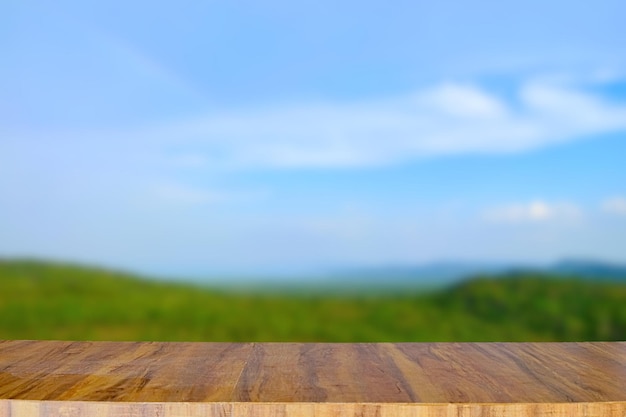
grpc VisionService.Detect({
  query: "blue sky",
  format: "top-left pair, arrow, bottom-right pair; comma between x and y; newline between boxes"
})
2,0 -> 626,278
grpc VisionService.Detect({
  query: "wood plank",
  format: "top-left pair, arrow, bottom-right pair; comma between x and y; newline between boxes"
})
1,341 -> 625,416
0,341 -> 253,402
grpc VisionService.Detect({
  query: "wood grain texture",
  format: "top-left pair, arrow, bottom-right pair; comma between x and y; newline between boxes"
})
1,341 -> 625,416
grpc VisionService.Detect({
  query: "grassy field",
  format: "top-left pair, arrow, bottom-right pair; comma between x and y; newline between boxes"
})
1,259 -> 625,342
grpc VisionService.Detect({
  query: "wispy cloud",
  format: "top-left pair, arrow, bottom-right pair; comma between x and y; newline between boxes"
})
150,182 -> 228,205
139,78 -> 626,170
8,76 -> 625,174
483,200 -> 582,223
602,196 -> 626,216
147,181 -> 268,207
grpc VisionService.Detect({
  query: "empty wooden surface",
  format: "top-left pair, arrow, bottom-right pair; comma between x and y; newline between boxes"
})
1,341 -> 625,416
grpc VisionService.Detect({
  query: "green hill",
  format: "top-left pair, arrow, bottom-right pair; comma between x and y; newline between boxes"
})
1,259 -> 625,342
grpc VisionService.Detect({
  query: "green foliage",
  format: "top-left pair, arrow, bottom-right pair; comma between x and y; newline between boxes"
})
1,260 -> 625,341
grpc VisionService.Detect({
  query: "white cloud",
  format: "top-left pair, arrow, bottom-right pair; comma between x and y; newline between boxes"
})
602,197 -> 626,216
133,78 -> 626,169
483,200 -> 582,223
417,83 -> 508,118
6,76 -> 626,172
147,181 -> 268,207
151,182 -> 227,205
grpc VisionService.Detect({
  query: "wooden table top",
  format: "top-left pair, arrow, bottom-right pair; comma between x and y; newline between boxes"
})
1,340 -> 625,416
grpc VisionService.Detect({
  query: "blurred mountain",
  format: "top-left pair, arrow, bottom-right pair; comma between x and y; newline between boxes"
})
326,262 -> 511,290
548,259 -> 626,281
2,257 -> 626,342
328,258 -> 626,290
2,256 -> 625,292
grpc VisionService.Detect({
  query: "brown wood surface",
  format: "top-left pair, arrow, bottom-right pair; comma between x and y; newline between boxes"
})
1,341 -> 625,416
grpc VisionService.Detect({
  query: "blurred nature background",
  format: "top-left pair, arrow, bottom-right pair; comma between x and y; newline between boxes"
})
1,0 -> 626,342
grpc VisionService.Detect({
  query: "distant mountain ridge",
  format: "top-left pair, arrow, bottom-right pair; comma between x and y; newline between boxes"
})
549,259 -> 626,281
330,258 -> 626,289
2,256 -> 626,290
329,261 -> 507,289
